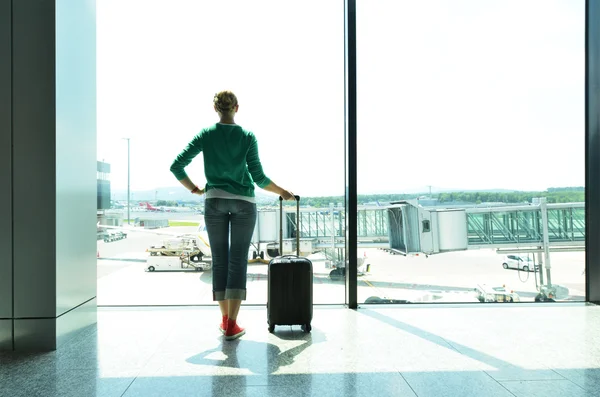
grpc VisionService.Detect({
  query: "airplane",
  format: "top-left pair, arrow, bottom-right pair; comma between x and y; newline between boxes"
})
141,202 -> 168,212
158,202 -> 194,213
111,201 -> 126,209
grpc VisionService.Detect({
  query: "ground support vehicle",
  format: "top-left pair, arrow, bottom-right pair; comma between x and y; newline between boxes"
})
146,251 -> 212,272
329,255 -> 370,279
99,230 -> 127,243
146,236 -> 212,272
534,284 -> 570,302
147,236 -> 206,263
363,284 -> 517,304
475,284 -> 521,303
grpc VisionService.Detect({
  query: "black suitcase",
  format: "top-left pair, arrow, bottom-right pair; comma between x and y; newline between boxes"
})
267,195 -> 313,333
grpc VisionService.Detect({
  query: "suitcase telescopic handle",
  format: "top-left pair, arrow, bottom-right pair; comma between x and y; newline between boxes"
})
278,195 -> 301,201
279,195 -> 301,256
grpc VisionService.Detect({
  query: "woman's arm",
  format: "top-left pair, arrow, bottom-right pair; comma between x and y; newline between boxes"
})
177,176 -> 205,195
261,181 -> 295,200
246,134 -> 295,200
170,133 -> 204,194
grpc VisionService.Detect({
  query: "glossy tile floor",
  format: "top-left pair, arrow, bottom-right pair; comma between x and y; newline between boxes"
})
1,304 -> 600,397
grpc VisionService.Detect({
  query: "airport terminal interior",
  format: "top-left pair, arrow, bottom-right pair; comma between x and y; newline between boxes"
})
2,1 -> 600,396
2,304 -> 600,397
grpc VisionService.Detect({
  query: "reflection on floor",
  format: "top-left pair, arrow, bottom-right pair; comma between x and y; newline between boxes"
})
1,304 -> 600,396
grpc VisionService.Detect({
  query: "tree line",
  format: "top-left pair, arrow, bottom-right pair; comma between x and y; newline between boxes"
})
435,190 -> 584,204
275,188 -> 585,207
155,188 -> 585,208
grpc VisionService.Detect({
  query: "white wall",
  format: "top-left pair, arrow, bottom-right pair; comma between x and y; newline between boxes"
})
0,0 -> 97,351
55,0 -> 97,317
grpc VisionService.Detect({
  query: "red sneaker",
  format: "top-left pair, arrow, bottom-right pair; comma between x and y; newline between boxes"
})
225,318 -> 245,340
219,315 -> 228,334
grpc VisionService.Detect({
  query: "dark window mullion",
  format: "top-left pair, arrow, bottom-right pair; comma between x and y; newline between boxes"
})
344,0 -> 358,309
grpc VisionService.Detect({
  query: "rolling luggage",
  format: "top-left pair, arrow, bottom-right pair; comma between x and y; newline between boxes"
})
267,195 -> 313,333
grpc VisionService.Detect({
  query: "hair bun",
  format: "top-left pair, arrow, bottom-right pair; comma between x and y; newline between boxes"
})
214,90 -> 238,113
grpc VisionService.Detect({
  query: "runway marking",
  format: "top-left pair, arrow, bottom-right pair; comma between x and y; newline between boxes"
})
363,279 -> 375,289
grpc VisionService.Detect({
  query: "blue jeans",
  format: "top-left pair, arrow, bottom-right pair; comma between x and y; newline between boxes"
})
204,198 -> 257,301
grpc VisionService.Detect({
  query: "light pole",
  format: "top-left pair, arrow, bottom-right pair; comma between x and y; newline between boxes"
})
122,138 -> 130,225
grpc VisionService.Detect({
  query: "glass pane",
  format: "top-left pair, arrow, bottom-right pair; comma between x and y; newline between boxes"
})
357,0 -> 585,304
96,0 -> 345,305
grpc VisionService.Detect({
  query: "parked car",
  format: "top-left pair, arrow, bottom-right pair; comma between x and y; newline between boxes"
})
502,255 -> 537,272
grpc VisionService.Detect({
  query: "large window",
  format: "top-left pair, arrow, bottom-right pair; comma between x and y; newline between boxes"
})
96,1 -> 345,305
96,0 -> 586,306
356,0 -> 586,304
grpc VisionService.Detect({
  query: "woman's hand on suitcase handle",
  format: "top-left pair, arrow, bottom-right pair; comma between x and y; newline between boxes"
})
264,182 -> 295,200
280,189 -> 296,201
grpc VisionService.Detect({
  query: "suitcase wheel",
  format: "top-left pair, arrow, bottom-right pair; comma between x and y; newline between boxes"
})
301,324 -> 311,333
268,324 -> 275,333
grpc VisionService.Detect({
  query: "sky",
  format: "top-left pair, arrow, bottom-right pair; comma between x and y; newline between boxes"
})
97,0 -> 585,198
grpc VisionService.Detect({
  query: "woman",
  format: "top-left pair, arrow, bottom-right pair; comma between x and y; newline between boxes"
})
170,90 -> 295,340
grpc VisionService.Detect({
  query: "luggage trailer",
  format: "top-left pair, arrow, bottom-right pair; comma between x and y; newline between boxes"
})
146,236 -> 212,272
146,251 -> 212,272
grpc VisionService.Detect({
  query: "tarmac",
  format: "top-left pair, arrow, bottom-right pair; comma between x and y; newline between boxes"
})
97,223 -> 586,306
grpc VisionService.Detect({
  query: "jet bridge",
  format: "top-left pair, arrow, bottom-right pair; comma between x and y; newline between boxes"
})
387,199 -> 585,256
245,198 -> 583,299
386,198 -> 586,300
251,207 -> 323,257
387,202 -> 470,255
251,199 -> 585,257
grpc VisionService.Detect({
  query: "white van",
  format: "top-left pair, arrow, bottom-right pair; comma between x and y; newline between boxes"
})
502,255 -> 537,272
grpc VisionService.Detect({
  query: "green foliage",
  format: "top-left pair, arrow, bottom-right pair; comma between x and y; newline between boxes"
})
435,190 -> 584,204
168,221 -> 200,227
273,187 -> 585,207
547,186 -> 584,192
156,200 -> 178,206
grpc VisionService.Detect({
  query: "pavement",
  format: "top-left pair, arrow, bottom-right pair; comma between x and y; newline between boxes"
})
97,225 -> 586,305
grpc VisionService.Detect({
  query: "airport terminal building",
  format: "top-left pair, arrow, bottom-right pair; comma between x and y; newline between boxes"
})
1,2 -> 600,396
97,161 -> 111,211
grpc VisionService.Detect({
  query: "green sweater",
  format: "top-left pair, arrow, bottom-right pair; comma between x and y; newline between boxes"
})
170,123 -> 271,197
